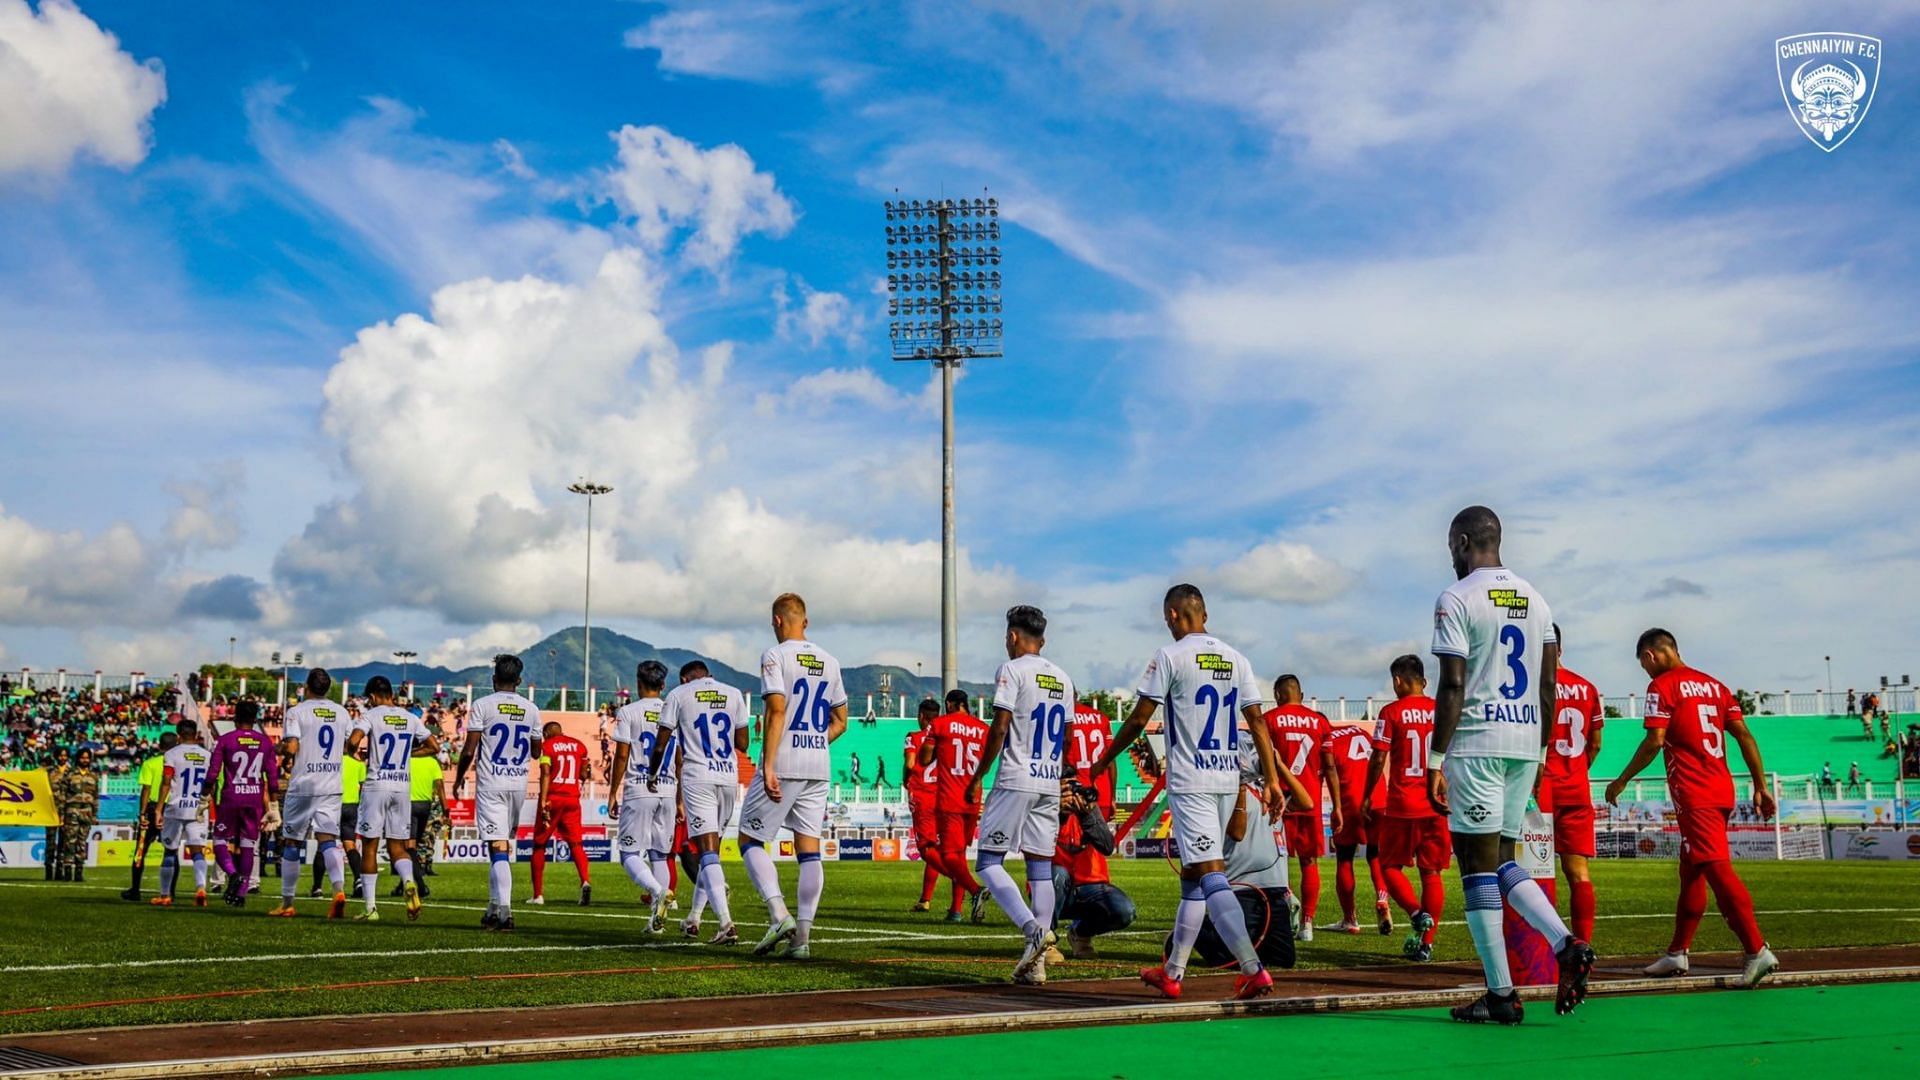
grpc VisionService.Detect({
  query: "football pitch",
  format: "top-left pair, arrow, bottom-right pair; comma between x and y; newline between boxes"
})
3,858 -> 1918,1039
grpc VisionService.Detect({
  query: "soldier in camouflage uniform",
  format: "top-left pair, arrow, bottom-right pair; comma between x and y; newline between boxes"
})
419,780 -> 449,877
44,747 -> 70,880
59,749 -> 100,882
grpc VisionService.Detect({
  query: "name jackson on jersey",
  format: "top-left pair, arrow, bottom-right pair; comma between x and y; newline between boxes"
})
1186,653 -> 1241,775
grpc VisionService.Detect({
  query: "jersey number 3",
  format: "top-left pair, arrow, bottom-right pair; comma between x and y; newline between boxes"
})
1498,625 -> 1528,700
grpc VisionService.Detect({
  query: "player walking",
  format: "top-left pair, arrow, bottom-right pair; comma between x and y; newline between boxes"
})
918,689 -> 988,921
648,660 -> 747,946
1262,676 -> 1340,941
122,729 -> 177,902
1094,584 -> 1308,1001
1325,718 -> 1387,935
529,721 -> 593,907
1366,655 -> 1450,961
152,718 -> 212,907
1427,507 -> 1592,1024
608,660 -> 678,932
208,701 -> 279,908
906,698 -> 943,912
455,654 -> 541,931
741,593 -> 849,959
1544,626 -> 1603,944
968,605 -> 1076,984
273,669 -> 352,919
1605,629 -> 1778,987
346,677 -> 440,922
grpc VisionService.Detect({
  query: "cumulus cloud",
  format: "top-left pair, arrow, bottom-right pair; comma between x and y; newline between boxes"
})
603,124 -> 796,269
424,621 -> 543,671
773,279 -> 859,347
623,1 -> 870,93
0,502 -> 153,626
0,0 -> 165,177
1207,540 -> 1354,605
176,574 -> 265,622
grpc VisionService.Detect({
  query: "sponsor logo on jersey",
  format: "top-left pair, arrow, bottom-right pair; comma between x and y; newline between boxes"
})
315,707 -> 338,719
1190,834 -> 1215,852
380,714 -> 409,728
1466,803 -> 1491,825
1777,33 -> 1880,151
1195,653 -> 1233,681
1034,672 -> 1066,698
794,653 -> 826,676
1487,588 -> 1529,618
497,703 -> 526,717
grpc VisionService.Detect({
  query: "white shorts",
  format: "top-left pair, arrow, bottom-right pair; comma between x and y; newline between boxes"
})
281,792 -> 342,841
619,793 -> 676,856
477,788 -> 526,843
356,788 -> 413,841
680,781 -> 737,838
738,775 -> 829,842
977,787 -> 1059,857
160,816 -> 207,850
1443,756 -> 1538,837
1168,789 -> 1239,866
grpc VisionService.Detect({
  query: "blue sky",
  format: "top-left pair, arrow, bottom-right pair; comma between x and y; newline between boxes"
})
2,0 -> 1917,699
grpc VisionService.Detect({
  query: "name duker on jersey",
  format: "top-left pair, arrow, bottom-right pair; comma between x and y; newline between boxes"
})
1187,653 -> 1242,774
1482,588 -> 1538,726
787,652 -> 831,751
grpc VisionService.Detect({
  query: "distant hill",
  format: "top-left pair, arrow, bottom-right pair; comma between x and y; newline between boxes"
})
320,627 -> 991,709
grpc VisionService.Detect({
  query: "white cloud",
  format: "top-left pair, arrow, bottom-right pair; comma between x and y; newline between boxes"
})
1207,540 -> 1354,605
623,1 -> 869,93
163,461 -> 245,552
424,621 -> 543,671
603,124 -> 796,269
773,279 -> 860,347
0,0 -> 165,177
0,502 -> 153,626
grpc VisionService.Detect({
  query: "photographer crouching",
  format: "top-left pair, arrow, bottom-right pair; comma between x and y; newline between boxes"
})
1051,776 -> 1136,958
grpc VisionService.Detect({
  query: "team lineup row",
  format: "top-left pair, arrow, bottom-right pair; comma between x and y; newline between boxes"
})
130,507 -> 1781,1022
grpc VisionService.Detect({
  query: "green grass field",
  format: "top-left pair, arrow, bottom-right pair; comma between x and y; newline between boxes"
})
3,858 -> 1917,1036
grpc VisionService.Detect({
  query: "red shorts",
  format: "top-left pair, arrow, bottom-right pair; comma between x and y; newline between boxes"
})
909,792 -> 939,852
1376,814 -> 1452,872
935,808 -> 979,860
1283,813 -> 1325,859
674,816 -> 698,857
1552,802 -> 1596,859
1676,805 -> 1732,864
534,800 -> 584,850
1330,799 -> 1369,848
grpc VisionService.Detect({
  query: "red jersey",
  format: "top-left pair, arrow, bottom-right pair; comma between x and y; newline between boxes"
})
1058,806 -> 1109,885
1066,704 -> 1115,810
1263,703 -> 1332,816
927,711 -> 989,813
540,735 -> 589,804
904,729 -> 939,795
1645,667 -> 1740,810
1327,725 -> 1384,813
1371,695 -> 1438,819
1543,667 -> 1604,802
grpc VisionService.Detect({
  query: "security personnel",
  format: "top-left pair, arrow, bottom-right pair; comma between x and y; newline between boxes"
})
44,747 -> 71,880
59,748 -> 101,882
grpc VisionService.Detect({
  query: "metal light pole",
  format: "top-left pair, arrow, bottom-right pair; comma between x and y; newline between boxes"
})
567,481 -> 613,699
393,650 -> 417,690
885,195 -> 1002,693
1825,655 -> 1833,693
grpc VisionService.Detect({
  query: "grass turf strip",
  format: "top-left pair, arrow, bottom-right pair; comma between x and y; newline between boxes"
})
2,859 -> 1917,1035
327,981 -> 1920,1079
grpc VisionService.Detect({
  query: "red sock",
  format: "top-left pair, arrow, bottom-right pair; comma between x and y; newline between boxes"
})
574,848 -> 591,885
1670,861 -> 1709,953
950,879 -> 966,915
1570,879 -> 1596,944
1419,871 -> 1445,945
1703,861 -> 1765,953
1366,853 -> 1389,908
1299,860 -> 1320,920
530,846 -> 547,895
920,861 -> 940,904
1382,866 -> 1420,914
667,855 -> 678,891
1335,858 -> 1357,922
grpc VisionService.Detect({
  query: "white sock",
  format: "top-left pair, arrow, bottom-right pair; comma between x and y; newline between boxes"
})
742,843 -> 790,921
1464,871 -> 1512,993
394,858 -> 415,890
1026,860 -> 1056,932
192,854 -> 208,890
323,844 -> 346,893
1201,873 -> 1261,974
1498,862 -> 1572,952
623,854 -> 663,895
491,855 -> 513,909
1165,896 -> 1207,980
978,857 -> 1037,933
160,851 -> 179,896
651,856 -> 673,893
280,852 -> 300,902
700,859 -> 732,927
794,856 -> 824,947
689,877 -> 710,921
363,868 -> 380,912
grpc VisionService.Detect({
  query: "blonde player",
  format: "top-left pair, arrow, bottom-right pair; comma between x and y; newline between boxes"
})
455,654 -> 542,931
648,660 -> 747,946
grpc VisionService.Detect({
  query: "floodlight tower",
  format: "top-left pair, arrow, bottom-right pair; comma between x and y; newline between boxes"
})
884,195 -> 1003,693
567,480 -> 613,699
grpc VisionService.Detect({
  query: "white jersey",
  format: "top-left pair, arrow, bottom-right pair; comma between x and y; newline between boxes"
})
162,743 -> 214,817
1137,634 -> 1266,795
1432,565 -> 1557,760
989,654 -> 1076,794
281,697 -> 350,798
470,691 -> 542,793
759,639 -> 847,782
657,678 -> 746,783
353,705 -> 432,793
611,697 -> 677,790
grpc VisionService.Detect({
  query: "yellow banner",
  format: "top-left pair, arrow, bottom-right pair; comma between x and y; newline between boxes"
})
0,769 -> 62,827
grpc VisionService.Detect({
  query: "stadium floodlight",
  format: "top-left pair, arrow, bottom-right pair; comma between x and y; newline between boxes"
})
567,480 -> 613,700
393,650 -> 417,689
884,192 -> 1003,693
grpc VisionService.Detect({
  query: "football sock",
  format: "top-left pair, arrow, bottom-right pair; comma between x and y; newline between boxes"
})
740,841 -> 790,921
689,879 -> 710,921
1463,872 -> 1512,993
976,852 -> 1037,934
320,841 -> 346,894
1670,861 -> 1709,952
159,851 -> 179,897
1366,852 -> 1389,904
1202,871 -> 1262,975
795,852 -> 824,947
1497,861 -> 1572,952
363,867 -> 380,912
650,854 -> 673,898
571,832 -> 591,883
1164,880 -> 1208,981
489,850 -> 512,909
213,840 -> 235,876
235,839 -> 256,886
623,854 -> 663,896
1383,866 -> 1421,914
950,880 -> 967,915
920,862 -> 940,903
191,852 -> 208,890
1335,857 -> 1357,921
1299,860 -> 1321,921
1419,871 -> 1446,944
280,843 -> 301,904
1570,879 -> 1597,944
311,853 -> 326,891
394,858 -> 415,892
1703,861 -> 1765,953
530,836 -> 547,896
699,853 -> 732,927
1024,858 -> 1055,931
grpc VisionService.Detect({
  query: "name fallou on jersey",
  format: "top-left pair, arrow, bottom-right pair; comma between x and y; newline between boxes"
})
1188,653 -> 1241,773
1482,587 -> 1539,726
787,652 -> 831,752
